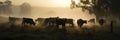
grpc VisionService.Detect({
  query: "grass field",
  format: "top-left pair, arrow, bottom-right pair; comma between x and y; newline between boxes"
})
0,23 -> 120,40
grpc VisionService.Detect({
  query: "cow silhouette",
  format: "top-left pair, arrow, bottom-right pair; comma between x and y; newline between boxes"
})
56,18 -> 66,26
65,19 -> 74,27
77,19 -> 87,28
44,17 -> 59,25
22,18 -> 35,25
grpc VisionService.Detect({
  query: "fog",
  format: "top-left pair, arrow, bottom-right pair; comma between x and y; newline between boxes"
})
0,6 -> 96,19
0,6 -> 96,26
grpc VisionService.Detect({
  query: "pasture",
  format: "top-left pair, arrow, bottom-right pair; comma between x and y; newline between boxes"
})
0,22 -> 120,40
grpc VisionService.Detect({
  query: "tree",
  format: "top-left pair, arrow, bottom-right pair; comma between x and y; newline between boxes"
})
70,0 -> 76,9
20,2 -> 31,15
4,0 -> 13,14
70,0 -> 120,20
0,2 -> 4,14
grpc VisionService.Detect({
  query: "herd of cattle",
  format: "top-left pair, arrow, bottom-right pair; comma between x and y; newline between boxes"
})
9,17 -> 106,28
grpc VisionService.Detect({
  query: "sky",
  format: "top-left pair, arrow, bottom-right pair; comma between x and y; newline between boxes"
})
0,0 -> 96,20
0,0 -> 73,7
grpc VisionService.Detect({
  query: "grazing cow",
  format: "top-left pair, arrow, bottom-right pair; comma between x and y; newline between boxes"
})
9,17 -> 21,24
44,17 -> 59,25
22,18 -> 35,25
55,18 -> 74,26
88,18 -> 95,23
56,18 -> 66,26
77,19 -> 87,28
98,19 -> 105,26
65,19 -> 74,26
56,18 -> 67,30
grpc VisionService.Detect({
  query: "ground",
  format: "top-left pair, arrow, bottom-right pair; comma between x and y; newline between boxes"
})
0,23 -> 120,40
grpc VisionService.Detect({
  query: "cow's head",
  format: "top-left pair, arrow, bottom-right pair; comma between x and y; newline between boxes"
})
84,20 -> 87,24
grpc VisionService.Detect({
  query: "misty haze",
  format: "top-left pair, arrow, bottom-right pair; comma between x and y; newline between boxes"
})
0,0 -> 120,40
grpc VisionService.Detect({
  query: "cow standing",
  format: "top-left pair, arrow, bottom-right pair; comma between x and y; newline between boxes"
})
77,19 -> 87,28
56,18 -> 67,33
55,18 -> 74,27
22,18 -> 35,26
44,17 -> 59,25
56,18 -> 66,27
65,19 -> 74,27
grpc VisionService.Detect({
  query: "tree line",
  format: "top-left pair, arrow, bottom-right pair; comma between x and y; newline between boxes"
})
0,0 -> 31,15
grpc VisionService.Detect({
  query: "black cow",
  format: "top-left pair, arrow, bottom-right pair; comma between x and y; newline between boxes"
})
44,17 -> 59,25
65,19 -> 74,26
77,19 -> 87,28
98,19 -> 105,26
22,18 -> 35,25
56,18 -> 74,27
55,18 -> 67,30
56,18 -> 66,26
88,18 -> 95,23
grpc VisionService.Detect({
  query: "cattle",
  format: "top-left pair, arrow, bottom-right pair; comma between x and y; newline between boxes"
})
98,19 -> 105,26
35,18 -> 46,24
88,18 -> 95,23
22,18 -> 35,25
44,17 -> 59,25
44,17 -> 74,26
77,19 -> 87,28
55,18 -> 67,31
65,19 -> 74,26
56,18 -> 66,26
9,17 -> 21,24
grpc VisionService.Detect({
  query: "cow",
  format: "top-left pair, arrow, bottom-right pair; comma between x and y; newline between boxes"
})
55,18 -> 67,31
9,17 -> 21,24
77,19 -> 87,28
88,18 -> 95,23
98,19 -> 105,26
35,18 -> 46,24
64,19 -> 74,27
55,18 -> 74,28
56,18 -> 66,26
44,17 -> 59,25
22,18 -> 35,25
